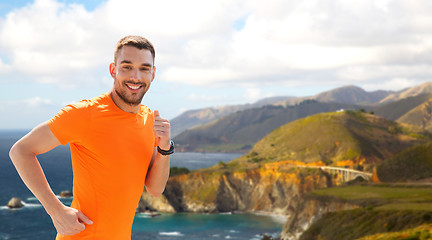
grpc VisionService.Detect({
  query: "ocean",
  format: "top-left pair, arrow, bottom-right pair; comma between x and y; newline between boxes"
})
0,130 -> 284,240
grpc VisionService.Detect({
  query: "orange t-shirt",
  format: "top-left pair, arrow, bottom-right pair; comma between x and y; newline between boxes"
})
48,93 -> 156,240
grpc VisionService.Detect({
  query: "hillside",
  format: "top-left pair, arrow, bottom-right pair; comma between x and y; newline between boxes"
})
372,93 -> 432,121
397,95 -> 432,132
171,85 -> 395,138
377,141 -> 432,182
291,185 -> 432,240
170,96 -> 293,137
233,111 -> 432,170
174,101 -> 359,152
380,81 -> 432,103
310,85 -> 392,104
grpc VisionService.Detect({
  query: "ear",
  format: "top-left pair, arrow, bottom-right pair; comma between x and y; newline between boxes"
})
109,62 -> 116,78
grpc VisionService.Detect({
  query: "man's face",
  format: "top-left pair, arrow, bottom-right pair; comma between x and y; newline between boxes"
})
110,45 -> 155,106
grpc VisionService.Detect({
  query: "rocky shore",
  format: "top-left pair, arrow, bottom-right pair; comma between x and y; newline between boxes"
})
139,166 -> 338,239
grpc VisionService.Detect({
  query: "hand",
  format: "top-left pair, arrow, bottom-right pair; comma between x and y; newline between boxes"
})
50,205 -> 93,236
153,110 -> 171,150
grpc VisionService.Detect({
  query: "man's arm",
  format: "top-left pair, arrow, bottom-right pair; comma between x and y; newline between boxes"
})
145,110 -> 171,197
9,122 -> 92,235
145,149 -> 170,197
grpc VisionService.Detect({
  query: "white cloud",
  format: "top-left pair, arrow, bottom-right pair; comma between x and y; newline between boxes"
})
23,97 -> 53,106
0,0 -> 432,92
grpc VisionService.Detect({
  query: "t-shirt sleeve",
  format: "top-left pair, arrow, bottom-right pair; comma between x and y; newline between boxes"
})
48,102 -> 89,146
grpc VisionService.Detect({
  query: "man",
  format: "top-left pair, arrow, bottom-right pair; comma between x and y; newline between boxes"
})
9,35 -> 173,239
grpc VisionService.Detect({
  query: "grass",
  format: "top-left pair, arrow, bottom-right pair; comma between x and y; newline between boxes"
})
309,184 -> 432,210
375,203 -> 432,211
303,184 -> 432,239
300,184 -> 432,240
357,224 -> 432,240
300,209 -> 432,240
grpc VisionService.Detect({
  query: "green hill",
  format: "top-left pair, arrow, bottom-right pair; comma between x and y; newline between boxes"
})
233,110 -> 432,169
377,141 -> 432,182
174,101 -> 359,152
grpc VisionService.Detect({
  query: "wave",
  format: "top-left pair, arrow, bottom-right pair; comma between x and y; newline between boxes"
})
219,212 -> 233,215
56,195 -> 73,198
25,195 -> 72,203
159,232 -> 184,237
253,212 -> 288,224
22,201 -> 43,208
26,196 -> 38,202
136,212 -> 161,218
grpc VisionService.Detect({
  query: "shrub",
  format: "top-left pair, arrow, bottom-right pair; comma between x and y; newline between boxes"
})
169,167 -> 190,176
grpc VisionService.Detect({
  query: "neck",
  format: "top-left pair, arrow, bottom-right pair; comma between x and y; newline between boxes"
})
109,90 -> 140,114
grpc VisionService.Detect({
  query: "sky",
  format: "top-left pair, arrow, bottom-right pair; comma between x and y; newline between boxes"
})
1,0 -> 432,129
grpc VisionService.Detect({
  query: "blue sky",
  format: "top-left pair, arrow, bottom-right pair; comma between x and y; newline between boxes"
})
1,0 -> 432,129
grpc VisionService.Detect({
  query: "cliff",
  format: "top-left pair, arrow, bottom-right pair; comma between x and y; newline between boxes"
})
281,197 -> 360,240
139,165 -> 332,215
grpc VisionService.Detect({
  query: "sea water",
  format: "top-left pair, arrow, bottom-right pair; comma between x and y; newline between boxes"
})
0,130 -> 284,239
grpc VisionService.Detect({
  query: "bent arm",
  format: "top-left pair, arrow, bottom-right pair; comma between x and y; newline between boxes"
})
9,121 -> 64,215
145,148 -> 170,197
9,122 -> 93,235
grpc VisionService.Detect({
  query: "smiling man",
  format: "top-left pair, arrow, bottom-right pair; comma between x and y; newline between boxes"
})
9,35 -> 173,239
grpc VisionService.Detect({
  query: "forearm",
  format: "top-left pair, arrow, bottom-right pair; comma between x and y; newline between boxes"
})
9,144 -> 64,215
145,153 -> 170,197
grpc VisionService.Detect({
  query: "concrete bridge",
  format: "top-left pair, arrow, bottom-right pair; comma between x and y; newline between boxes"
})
264,161 -> 374,182
318,166 -> 373,182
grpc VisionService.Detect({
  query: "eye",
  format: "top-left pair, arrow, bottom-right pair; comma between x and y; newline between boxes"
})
140,67 -> 151,72
122,65 -> 132,70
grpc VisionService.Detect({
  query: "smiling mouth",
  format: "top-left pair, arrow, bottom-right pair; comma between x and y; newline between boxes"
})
125,82 -> 144,91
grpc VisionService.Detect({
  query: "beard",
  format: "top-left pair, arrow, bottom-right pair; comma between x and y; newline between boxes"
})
114,81 -> 147,106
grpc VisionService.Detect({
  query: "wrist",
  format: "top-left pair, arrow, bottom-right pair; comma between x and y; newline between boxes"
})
157,140 -> 175,155
157,139 -> 171,151
44,197 -> 66,217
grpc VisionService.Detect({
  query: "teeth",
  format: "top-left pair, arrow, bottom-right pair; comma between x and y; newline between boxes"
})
127,84 -> 141,90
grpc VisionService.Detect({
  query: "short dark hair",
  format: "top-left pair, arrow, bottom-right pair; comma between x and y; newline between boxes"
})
114,35 -> 155,64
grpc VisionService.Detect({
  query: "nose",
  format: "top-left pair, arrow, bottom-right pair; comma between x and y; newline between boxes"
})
130,69 -> 140,80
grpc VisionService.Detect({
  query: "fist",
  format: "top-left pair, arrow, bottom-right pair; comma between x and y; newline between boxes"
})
153,110 -> 171,150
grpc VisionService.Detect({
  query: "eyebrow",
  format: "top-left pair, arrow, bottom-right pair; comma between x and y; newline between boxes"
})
120,60 -> 153,67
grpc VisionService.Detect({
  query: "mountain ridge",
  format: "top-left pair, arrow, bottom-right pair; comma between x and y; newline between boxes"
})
174,101 -> 360,152
379,81 -> 432,103
173,82 -> 432,152
171,84 -> 398,137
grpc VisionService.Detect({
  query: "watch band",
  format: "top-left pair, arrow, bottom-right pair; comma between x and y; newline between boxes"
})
157,140 -> 175,155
